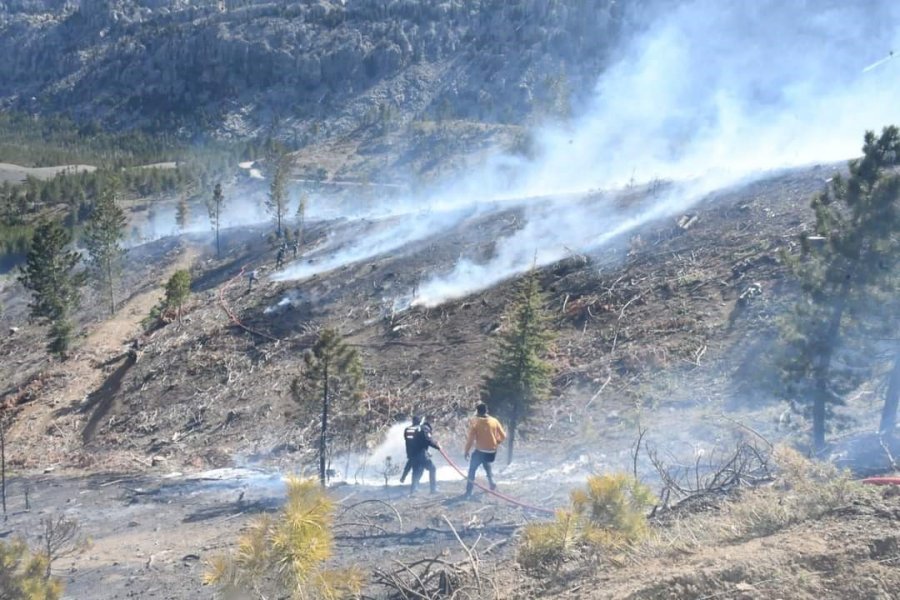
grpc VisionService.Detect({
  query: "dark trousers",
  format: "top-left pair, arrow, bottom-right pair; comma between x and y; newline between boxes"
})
410,455 -> 436,493
400,459 -> 412,482
465,450 -> 496,495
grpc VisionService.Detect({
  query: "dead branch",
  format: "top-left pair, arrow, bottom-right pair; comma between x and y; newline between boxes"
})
338,498 -> 404,530
632,424 -> 647,481
584,374 -> 612,409
646,437 -> 774,509
879,435 -> 898,470
441,515 -> 481,592
39,513 -> 87,579
716,414 -> 774,449
372,552 -> 468,600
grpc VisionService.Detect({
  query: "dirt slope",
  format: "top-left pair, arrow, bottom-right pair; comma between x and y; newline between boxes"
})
2,163 -> 899,599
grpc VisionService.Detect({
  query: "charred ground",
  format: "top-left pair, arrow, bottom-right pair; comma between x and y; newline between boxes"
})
0,163 -> 898,599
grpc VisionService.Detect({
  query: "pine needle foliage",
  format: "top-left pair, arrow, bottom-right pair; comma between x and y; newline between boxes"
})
83,188 -> 127,315
18,219 -> 85,358
779,126 -> 900,449
175,193 -> 190,230
517,474 -> 653,576
292,328 -> 364,487
483,270 -> 554,463
206,182 -> 225,258
571,473 -> 655,548
164,270 -> 191,322
268,154 -> 291,237
0,538 -> 63,600
204,477 -> 362,600
517,510 -> 578,576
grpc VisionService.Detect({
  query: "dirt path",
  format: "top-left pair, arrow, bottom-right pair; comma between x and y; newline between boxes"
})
6,244 -> 199,468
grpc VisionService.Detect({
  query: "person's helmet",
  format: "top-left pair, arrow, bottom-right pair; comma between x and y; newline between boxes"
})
411,415 -> 422,426
476,403 -> 487,416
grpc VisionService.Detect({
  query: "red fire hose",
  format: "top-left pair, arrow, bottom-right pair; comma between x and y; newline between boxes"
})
437,447 -> 554,515
218,266 -> 280,342
862,477 -> 900,486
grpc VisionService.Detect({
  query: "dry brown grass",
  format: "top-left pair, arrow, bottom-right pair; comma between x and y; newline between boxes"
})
639,445 -> 866,559
718,446 -> 858,541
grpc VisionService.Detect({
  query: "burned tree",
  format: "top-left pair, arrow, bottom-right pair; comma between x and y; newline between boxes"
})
483,270 -> 554,464
38,514 -> 86,580
292,328 -> 364,486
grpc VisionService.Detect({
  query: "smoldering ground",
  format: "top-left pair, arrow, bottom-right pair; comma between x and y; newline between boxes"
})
270,0 -> 900,308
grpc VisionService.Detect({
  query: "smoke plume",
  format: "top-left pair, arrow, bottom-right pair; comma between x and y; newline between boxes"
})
274,1 -> 900,305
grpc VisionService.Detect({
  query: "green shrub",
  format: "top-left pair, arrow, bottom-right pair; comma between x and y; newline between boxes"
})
517,473 -> 654,576
0,538 -> 63,600
204,477 -> 362,599
517,511 -> 578,576
572,473 -> 656,549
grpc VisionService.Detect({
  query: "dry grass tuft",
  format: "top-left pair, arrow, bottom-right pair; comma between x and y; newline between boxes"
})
517,474 -> 655,576
719,445 -> 858,541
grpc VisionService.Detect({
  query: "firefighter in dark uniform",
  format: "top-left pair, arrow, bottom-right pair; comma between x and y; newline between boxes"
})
402,415 -> 441,494
399,416 -> 422,483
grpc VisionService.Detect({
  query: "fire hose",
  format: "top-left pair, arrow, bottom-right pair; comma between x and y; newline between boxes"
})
217,267 -> 546,514
862,477 -> 900,486
218,266 -> 280,342
220,269 -> 898,496
437,446 -> 555,515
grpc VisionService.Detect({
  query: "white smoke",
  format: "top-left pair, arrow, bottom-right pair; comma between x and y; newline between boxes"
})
332,423 -> 459,486
266,1 -> 900,304
271,206 -> 481,282
414,0 -> 900,305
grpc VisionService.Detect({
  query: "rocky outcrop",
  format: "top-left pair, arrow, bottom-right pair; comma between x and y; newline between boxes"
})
0,0 -> 662,138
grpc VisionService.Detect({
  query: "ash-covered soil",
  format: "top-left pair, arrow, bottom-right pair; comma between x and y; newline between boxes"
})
1,465 -> 552,600
3,463 -> 898,599
3,162 -> 899,598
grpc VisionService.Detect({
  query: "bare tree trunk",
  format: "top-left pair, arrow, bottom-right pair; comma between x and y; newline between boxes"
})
507,403 -> 518,465
106,256 -> 115,315
880,346 -> 900,436
319,363 -> 329,487
812,276 -> 850,452
812,384 -> 828,452
1,418 -> 6,519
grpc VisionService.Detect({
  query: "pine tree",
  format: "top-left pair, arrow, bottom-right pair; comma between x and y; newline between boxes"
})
292,328 -> 363,486
18,219 -> 85,358
781,126 -> 900,450
83,189 -> 127,315
207,182 -> 225,258
267,155 -> 291,237
483,270 -> 554,464
175,193 -> 190,231
204,477 -> 362,599
164,270 -> 191,322
0,538 -> 63,600
295,192 -> 308,248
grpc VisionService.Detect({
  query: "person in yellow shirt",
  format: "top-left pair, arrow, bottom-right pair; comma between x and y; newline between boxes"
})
464,403 -> 506,498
